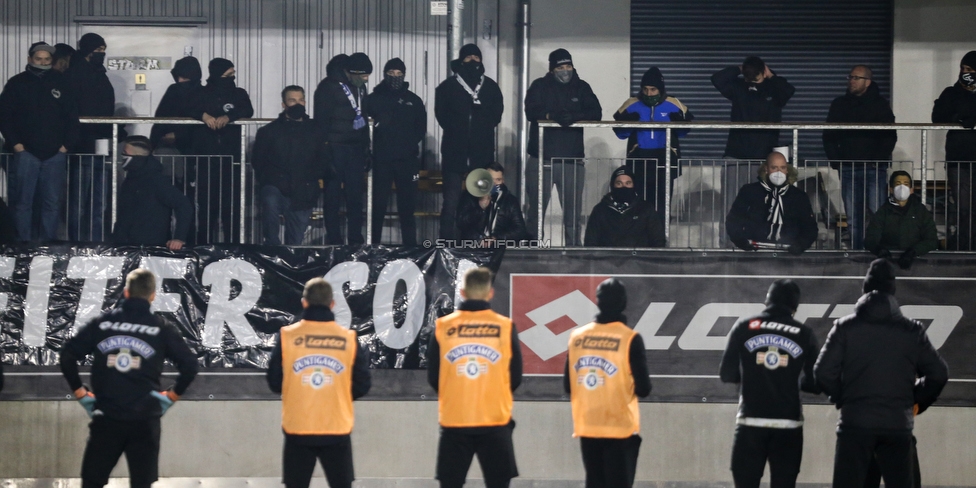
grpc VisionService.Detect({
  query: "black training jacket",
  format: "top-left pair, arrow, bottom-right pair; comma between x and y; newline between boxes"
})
524,71 -> 603,159
314,67 -> 370,146
150,80 -> 204,154
932,83 -> 976,161
64,55 -> 116,152
823,83 -> 897,162
814,291 -> 949,430
456,187 -> 530,242
584,195 -> 666,248
366,80 -> 427,161
711,66 -> 795,159
434,73 -> 504,174
725,180 -> 818,251
59,298 -> 198,420
187,81 -> 254,158
0,69 -> 79,160
720,305 -> 820,424
112,156 -> 193,246
252,113 -> 332,210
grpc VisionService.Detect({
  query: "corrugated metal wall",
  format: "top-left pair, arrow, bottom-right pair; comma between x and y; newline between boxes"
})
631,0 -> 894,161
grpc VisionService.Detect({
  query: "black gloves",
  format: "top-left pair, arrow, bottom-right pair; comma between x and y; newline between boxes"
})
667,111 -> 686,122
613,110 -> 641,122
898,249 -> 917,270
961,116 -> 976,130
553,111 -> 576,128
732,239 -> 757,251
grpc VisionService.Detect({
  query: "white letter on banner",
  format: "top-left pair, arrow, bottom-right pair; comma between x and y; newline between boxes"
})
900,305 -> 963,350
633,302 -> 677,350
23,256 -> 54,347
139,257 -> 190,314
677,303 -> 765,350
201,259 -> 262,348
454,259 -> 478,307
0,257 -> 14,313
323,261 -> 370,329
373,259 -> 425,349
67,256 -> 125,332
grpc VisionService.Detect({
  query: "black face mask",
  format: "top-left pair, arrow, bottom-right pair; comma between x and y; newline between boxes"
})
90,52 -> 106,67
385,74 -> 405,91
459,61 -> 485,83
123,155 -> 148,172
611,187 -> 637,203
284,103 -> 306,120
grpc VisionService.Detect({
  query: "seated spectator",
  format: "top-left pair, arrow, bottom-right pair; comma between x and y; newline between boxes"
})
865,171 -> 938,269
583,166 -> 666,248
112,136 -> 192,250
456,162 -> 530,245
726,152 -> 817,254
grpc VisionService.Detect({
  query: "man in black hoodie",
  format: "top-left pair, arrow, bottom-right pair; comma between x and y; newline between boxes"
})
252,85 -> 330,246
823,65 -> 897,250
435,44 -> 504,240
0,41 -> 78,242
932,51 -> 976,250
456,162 -> 529,244
525,48 -> 603,245
584,166 -> 665,248
314,53 -> 372,245
720,280 -> 820,488
815,259 -> 949,488
187,58 -> 254,244
367,58 -> 427,246
150,56 -> 204,155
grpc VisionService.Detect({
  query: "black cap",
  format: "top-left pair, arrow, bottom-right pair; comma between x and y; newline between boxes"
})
383,57 -> 406,74
640,67 -> 666,93
459,43 -> 482,61
171,56 -> 202,83
549,48 -> 573,70
77,33 -> 106,57
347,52 -> 373,74
863,258 -> 896,294
29,42 -> 56,56
207,57 -> 234,81
962,51 -> 976,70
596,278 -> 627,317
765,279 -> 801,312
610,165 -> 635,191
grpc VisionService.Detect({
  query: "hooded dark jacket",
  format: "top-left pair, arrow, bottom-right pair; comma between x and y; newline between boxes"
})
65,53 -> 116,153
932,83 -> 976,161
524,71 -> 602,159
366,79 -> 426,161
864,195 -> 938,256
252,112 -> 331,210
456,185 -> 530,242
0,68 -> 79,160
814,291 -> 949,430
584,194 -> 666,248
150,57 -> 204,154
726,179 -> 818,251
711,66 -> 795,159
434,63 -> 504,174
823,82 -> 897,161
314,60 -> 370,146
188,77 -> 254,158
112,155 -> 192,246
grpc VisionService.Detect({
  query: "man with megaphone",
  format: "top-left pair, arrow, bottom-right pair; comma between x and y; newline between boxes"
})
456,162 -> 530,246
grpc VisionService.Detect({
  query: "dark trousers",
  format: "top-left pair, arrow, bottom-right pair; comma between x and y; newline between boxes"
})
525,156 -> 585,245
863,436 -> 920,488
947,162 -> 974,250
260,185 -> 311,246
730,425 -> 803,488
80,416 -> 161,488
190,157 -> 238,245
371,156 -> 419,246
440,170 -> 464,240
282,436 -> 355,488
832,427 -> 914,488
436,425 -> 519,488
8,150 -> 67,242
579,435 -> 642,488
67,155 -> 107,242
628,148 -> 678,216
325,144 -> 367,245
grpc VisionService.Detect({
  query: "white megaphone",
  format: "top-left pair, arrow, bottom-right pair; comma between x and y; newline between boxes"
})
465,168 -> 493,198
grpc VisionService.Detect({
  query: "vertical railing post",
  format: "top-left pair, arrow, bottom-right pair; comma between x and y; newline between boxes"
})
240,123 -> 247,244
920,130 -> 928,206
367,118 -> 374,245
111,123 -> 119,229
792,128 -> 799,166
664,126 -> 672,243
537,123 -> 545,242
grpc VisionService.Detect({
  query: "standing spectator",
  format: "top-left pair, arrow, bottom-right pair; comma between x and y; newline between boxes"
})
726,152 -> 818,254
367,57 -> 427,246
823,65 -> 897,250
584,166 -> 666,248
65,33 -> 115,242
456,162 -> 530,244
252,85 -> 330,246
52,43 -> 74,73
932,51 -> 976,250
150,56 -> 203,156
314,53 -> 372,245
864,171 -> 938,270
524,48 -> 602,245
0,41 -> 78,242
111,136 -> 192,250
563,278 -> 651,488
612,67 -> 693,213
435,44 -> 504,240
187,58 -> 254,244
814,259 -> 948,488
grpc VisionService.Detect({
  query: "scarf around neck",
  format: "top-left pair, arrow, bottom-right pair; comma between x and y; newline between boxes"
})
760,179 -> 789,242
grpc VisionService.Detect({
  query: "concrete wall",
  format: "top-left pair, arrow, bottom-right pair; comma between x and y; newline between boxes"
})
2,400 -> 975,485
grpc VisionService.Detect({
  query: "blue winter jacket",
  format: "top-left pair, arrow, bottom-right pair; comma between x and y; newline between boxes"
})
613,97 -> 690,152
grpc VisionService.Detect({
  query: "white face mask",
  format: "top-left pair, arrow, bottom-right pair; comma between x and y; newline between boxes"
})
893,184 -> 911,202
768,171 -> 787,187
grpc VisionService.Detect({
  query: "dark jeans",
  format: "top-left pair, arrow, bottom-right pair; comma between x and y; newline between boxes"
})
580,435 -> 642,488
832,427 -> 914,488
440,170 -> 464,240
947,162 -> 975,250
325,144 -> 367,245
80,416 -> 161,488
730,425 -> 803,488
864,436 -> 920,488
371,157 -> 419,246
282,436 -> 354,488
68,155 -> 106,242
260,185 -> 311,246
7,150 -> 67,242
436,425 -> 519,488
841,164 -> 888,250
525,156 -> 585,245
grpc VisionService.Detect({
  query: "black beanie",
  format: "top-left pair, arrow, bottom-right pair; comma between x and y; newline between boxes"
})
596,278 -> 627,316
609,165 -> 635,191
383,57 -> 406,74
207,58 -> 234,82
77,33 -> 106,57
459,43 -> 482,61
962,51 -> 976,70
549,48 -> 573,70
863,258 -> 896,294
765,279 -> 801,312
640,67 -> 666,93
347,52 -> 373,74
171,56 -> 202,83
